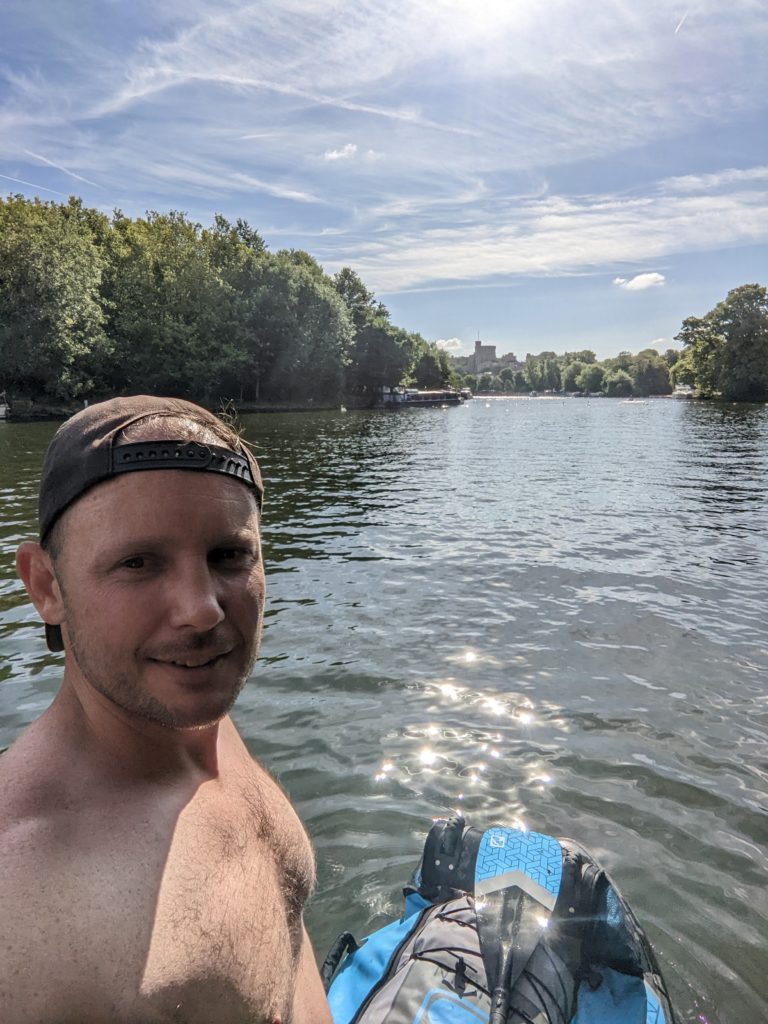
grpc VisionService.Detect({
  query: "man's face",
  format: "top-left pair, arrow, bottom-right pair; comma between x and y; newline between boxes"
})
52,469 -> 265,730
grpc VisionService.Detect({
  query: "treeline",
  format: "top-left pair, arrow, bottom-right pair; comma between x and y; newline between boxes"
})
458,284 -> 768,401
0,195 -> 455,406
458,347 -> 678,397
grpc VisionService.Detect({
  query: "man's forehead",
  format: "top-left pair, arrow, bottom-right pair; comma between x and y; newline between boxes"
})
62,469 -> 260,541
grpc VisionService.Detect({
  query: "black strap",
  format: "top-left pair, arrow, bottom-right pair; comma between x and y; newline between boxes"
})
111,441 -> 258,493
320,931 -> 359,991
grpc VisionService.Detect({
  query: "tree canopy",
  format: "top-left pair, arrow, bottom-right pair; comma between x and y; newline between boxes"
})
0,195 -> 453,407
675,284 -> 768,401
3,196 -> 762,407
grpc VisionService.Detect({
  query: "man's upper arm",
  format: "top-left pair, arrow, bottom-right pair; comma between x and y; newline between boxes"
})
290,927 -> 332,1024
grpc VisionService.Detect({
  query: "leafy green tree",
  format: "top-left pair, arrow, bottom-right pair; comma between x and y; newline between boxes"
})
478,372 -> 494,393
663,348 -> 680,368
414,349 -> 444,389
462,373 -> 478,393
576,363 -> 605,393
562,361 -> 586,391
437,346 -> 459,388
254,252 -> 352,403
332,267 -> 389,332
103,210 -> 232,398
712,284 -> 768,401
563,349 -> 596,365
199,216 -> 271,400
543,358 -> 561,391
603,369 -> 634,397
675,315 -> 723,396
670,350 -> 695,387
524,352 -> 561,391
275,248 -> 325,276
0,195 -> 110,400
498,367 -> 515,392
632,349 -> 672,396
603,351 -> 634,375
523,355 -> 544,391
512,370 -> 529,393
346,318 -> 411,397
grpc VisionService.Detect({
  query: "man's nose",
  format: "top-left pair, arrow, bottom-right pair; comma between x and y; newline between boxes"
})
167,562 -> 225,632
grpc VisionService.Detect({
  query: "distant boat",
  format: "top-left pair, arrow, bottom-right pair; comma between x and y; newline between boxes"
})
379,387 -> 462,408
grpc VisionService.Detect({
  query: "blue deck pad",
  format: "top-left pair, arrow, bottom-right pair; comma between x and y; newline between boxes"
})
474,828 -> 563,906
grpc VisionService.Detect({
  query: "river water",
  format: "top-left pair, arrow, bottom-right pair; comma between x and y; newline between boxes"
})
1,397 -> 767,1022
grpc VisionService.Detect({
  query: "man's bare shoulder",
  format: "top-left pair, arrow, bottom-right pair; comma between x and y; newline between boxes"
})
0,726 -> 71,846
0,722 -> 323,1024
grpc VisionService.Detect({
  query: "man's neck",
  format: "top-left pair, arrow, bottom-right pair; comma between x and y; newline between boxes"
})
48,677 -> 233,783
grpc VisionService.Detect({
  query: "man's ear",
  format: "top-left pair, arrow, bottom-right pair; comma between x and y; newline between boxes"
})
16,541 -> 65,626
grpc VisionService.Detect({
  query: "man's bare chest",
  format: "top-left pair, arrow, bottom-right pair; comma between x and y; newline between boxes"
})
127,783 -> 314,1021
2,772 -> 315,1023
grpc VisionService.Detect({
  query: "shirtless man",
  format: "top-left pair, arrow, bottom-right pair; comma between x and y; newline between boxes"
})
0,396 -> 332,1024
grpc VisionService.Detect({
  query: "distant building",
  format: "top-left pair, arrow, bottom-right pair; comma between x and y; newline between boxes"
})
469,339 -> 497,373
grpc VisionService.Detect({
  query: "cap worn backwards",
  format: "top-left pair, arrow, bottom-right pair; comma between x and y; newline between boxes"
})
37,395 -> 264,653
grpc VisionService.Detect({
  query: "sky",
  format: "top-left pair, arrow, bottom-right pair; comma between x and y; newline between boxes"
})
1,0 -> 767,360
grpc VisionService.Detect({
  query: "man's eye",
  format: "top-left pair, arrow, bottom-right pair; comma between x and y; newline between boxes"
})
210,548 -> 247,564
121,556 -> 145,569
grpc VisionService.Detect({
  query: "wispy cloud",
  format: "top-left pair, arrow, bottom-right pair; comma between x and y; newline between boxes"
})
324,143 -> 357,161
24,149 -> 105,190
229,172 -> 321,204
320,183 -> 768,292
614,272 -> 666,291
663,166 -> 768,192
0,172 -> 65,196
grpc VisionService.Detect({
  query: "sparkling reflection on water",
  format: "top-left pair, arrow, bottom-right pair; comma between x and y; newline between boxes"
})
1,398 -> 767,1023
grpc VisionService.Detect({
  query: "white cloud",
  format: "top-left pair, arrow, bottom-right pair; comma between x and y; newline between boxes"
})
320,185 -> 768,292
324,143 -> 357,161
613,272 -> 666,291
435,337 -> 464,351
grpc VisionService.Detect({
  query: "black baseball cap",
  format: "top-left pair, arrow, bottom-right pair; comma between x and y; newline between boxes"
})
37,395 -> 263,652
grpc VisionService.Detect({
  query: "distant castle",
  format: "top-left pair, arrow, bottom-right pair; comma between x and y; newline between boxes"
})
449,337 -> 522,376
468,338 -> 497,373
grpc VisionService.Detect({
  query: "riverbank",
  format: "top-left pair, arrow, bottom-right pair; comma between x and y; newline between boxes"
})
2,394 -> 376,421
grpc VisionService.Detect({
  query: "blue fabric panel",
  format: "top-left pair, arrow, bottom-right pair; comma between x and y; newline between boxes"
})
474,827 -> 563,897
328,893 -> 431,1024
643,979 -> 667,1024
413,988 -> 487,1023
573,968 -> 664,1024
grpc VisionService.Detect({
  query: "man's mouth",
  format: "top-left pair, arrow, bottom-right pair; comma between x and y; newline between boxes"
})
151,650 -> 231,669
